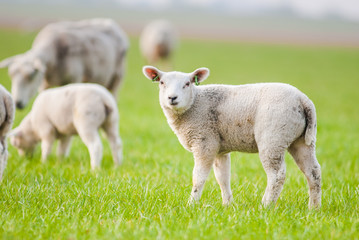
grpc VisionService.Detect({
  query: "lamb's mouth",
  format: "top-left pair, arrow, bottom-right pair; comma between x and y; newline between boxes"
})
170,102 -> 178,106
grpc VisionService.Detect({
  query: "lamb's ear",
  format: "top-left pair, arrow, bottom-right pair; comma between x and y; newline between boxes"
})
0,54 -> 22,68
190,67 -> 210,85
142,66 -> 164,82
8,128 -> 21,147
8,128 -> 21,138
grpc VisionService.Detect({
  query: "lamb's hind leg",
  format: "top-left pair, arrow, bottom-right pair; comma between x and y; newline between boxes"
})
77,127 -> 103,170
288,138 -> 321,209
259,147 -> 286,207
213,153 -> 233,205
103,120 -> 123,166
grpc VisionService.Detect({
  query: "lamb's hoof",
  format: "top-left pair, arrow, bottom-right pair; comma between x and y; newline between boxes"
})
260,200 -> 277,210
308,200 -> 321,210
222,195 -> 233,206
187,197 -> 200,206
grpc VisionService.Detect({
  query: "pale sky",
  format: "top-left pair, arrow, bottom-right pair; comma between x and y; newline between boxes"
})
115,0 -> 359,22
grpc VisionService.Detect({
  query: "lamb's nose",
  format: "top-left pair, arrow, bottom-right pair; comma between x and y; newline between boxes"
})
16,101 -> 24,109
168,96 -> 178,102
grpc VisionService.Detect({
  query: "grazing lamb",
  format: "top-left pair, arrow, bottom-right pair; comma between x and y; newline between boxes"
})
143,66 -> 321,209
140,20 -> 177,66
0,85 -> 15,181
0,18 -> 129,109
9,83 -> 123,169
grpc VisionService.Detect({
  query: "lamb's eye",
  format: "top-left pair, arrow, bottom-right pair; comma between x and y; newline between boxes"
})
160,81 -> 164,85
183,82 -> 190,88
29,70 -> 38,80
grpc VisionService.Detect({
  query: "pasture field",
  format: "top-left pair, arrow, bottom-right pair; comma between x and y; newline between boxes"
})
0,28 -> 358,239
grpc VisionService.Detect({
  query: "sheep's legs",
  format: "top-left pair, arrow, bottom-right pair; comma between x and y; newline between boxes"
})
0,141 -> 7,181
78,128 -> 103,170
41,137 -> 55,162
188,156 -> 214,204
259,148 -> 286,207
213,153 -> 233,205
57,136 -> 72,158
103,122 -> 123,166
289,138 -> 321,209
109,60 -> 126,98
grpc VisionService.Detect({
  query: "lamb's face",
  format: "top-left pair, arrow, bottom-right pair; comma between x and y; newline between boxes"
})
158,72 -> 195,111
9,129 -> 37,156
143,66 -> 210,113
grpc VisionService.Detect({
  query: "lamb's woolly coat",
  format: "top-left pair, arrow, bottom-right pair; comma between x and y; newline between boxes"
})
143,66 -> 321,209
166,83 -> 316,155
0,85 -> 15,180
10,83 -> 122,169
0,18 -> 129,109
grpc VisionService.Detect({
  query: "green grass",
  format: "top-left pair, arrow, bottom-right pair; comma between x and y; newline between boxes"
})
0,28 -> 358,239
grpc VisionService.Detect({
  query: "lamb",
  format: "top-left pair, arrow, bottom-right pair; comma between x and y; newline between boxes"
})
0,18 -> 129,109
143,66 -> 321,209
140,20 -> 177,66
0,85 -> 15,181
9,83 -> 123,169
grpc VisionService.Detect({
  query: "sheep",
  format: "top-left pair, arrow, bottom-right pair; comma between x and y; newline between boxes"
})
9,83 -> 123,169
0,18 -> 129,109
142,66 -> 321,209
140,20 -> 177,67
0,85 -> 15,181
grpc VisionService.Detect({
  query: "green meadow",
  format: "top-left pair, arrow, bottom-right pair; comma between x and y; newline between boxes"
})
0,28 -> 358,239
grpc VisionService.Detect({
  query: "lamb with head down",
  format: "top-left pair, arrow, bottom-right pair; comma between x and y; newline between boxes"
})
143,65 -> 321,209
10,83 -> 123,170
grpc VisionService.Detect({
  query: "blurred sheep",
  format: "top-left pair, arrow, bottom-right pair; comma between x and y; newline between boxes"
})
0,18 -> 129,109
140,20 -> 178,68
0,85 -> 15,181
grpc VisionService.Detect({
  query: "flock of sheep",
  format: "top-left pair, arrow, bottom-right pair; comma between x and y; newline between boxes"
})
0,18 -> 321,209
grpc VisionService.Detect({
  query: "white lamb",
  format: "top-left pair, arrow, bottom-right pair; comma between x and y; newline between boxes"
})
143,66 -> 321,209
140,20 -> 177,65
10,83 -> 122,169
0,85 -> 15,181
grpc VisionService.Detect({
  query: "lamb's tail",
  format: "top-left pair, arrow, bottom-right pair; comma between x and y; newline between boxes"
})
301,96 -> 317,146
100,89 -> 118,122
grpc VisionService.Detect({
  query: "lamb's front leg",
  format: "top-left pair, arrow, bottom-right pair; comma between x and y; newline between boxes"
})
213,153 -> 233,205
41,137 -> 55,162
188,153 -> 215,205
